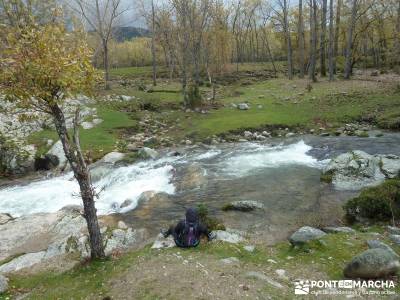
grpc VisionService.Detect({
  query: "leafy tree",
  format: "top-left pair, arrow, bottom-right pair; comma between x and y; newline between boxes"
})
0,13 -> 105,259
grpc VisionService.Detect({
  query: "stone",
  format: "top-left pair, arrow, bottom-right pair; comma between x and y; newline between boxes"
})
289,226 -> 326,246
118,221 -> 128,230
0,251 -> 46,273
344,248 -> 400,279
47,140 -> 67,166
212,230 -> 243,244
244,245 -> 255,252
176,163 -> 206,191
243,131 -> 253,138
367,240 -> 399,258
220,257 -> 240,264
285,132 -> 295,138
92,118 -> 103,125
151,233 -> 175,249
120,199 -> 133,209
323,150 -> 386,190
379,155 -> 400,178
0,275 -> 8,293
237,103 -> 249,110
275,269 -> 287,279
0,213 -> 13,225
223,200 -> 264,212
98,152 -> 125,164
323,227 -> 356,234
120,95 -> 134,101
81,121 -> 94,130
244,271 -> 283,289
138,147 -> 159,160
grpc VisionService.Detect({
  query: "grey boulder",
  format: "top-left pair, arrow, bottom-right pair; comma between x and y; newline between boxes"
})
344,248 -> 400,279
289,226 -> 326,246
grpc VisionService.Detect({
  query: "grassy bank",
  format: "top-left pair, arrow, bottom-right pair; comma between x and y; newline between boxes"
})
2,225 -> 400,299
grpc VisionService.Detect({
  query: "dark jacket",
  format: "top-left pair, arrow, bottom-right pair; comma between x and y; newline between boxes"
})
166,208 -> 211,247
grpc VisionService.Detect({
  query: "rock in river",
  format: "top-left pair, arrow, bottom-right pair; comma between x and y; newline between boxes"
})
344,248 -> 400,279
222,200 -> 264,212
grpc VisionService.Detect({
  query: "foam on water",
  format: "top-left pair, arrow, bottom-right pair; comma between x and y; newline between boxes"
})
221,140 -> 325,177
0,161 -> 175,217
0,140 -> 324,216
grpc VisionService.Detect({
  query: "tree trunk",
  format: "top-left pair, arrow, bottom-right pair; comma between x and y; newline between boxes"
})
151,0 -> 157,86
328,0 -> 334,80
396,0 -> 400,65
334,0 -> 342,74
103,41 -> 110,90
50,103 -> 105,260
344,0 -> 358,79
298,0 -> 305,78
309,0 -> 317,82
283,0 -> 293,79
320,0 -> 327,76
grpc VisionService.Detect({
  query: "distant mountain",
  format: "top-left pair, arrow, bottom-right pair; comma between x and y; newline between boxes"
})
112,26 -> 150,42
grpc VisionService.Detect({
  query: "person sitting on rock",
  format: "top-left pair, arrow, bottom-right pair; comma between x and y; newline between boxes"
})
163,207 -> 213,248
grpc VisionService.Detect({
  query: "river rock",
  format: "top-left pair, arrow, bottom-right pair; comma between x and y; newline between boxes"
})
151,233 -> 176,249
47,140 -> 67,166
138,147 -> 159,160
380,155 -> 400,178
344,248 -> 400,279
0,213 -> 13,225
322,226 -> 356,234
0,275 -> 8,293
223,200 -> 264,212
367,240 -> 399,258
220,257 -> 240,264
81,121 -> 94,130
176,163 -> 207,191
0,251 -> 46,273
323,150 -> 386,190
289,226 -> 326,246
98,152 -> 125,164
237,103 -> 249,110
212,230 -> 243,244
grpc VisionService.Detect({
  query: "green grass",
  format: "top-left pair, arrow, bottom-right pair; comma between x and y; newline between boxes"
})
28,105 -> 137,160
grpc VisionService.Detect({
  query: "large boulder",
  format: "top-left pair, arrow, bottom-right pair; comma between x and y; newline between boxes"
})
323,151 -> 386,190
367,240 -> 399,258
0,213 -> 13,225
379,155 -> 400,178
98,152 -> 125,164
322,226 -> 356,234
344,248 -> 400,279
0,251 -> 46,273
47,140 -> 67,167
289,226 -> 326,246
222,200 -> 264,212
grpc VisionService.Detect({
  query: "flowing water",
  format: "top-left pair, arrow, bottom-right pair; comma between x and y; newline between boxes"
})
2,133 -> 400,242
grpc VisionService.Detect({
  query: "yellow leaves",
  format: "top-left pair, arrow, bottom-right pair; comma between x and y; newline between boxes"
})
0,17 -> 98,108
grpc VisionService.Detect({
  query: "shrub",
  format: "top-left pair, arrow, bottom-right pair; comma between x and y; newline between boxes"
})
197,204 -> 225,231
344,179 -> 400,223
185,82 -> 202,109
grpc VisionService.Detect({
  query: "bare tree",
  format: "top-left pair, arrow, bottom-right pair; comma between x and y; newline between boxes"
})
328,0 -> 334,80
151,0 -> 157,86
309,0 -> 317,82
334,0 -> 342,73
72,0 -> 126,89
344,0 -> 358,79
283,0 -> 294,79
298,0 -> 306,78
320,0 -> 327,76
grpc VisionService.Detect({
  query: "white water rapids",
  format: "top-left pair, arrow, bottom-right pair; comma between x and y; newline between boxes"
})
0,140 -> 326,217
